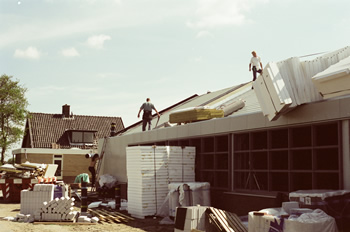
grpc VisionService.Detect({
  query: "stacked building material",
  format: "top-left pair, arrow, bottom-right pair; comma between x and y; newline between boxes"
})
127,146 -> 169,219
126,146 -> 196,219
20,184 -> 54,215
168,146 -> 195,183
174,205 -> 208,232
35,197 -> 77,222
253,46 -> 350,121
169,107 -> 224,124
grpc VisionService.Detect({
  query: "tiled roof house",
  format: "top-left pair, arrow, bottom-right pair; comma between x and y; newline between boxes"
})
22,104 -> 124,149
14,104 -> 124,182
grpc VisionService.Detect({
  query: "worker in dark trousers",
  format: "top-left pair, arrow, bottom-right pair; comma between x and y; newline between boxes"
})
88,154 -> 99,188
249,50 -> 263,82
137,98 -> 160,131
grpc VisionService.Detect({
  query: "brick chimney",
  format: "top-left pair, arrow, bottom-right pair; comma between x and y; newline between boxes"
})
62,104 -> 70,118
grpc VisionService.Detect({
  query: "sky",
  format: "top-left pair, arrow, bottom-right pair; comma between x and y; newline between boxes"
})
1,0 -> 350,130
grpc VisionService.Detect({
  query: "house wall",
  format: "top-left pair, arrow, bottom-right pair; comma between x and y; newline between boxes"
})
17,153 -> 53,165
14,149 -> 91,184
62,154 -> 90,183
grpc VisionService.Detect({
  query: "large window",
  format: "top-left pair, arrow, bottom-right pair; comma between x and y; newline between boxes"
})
233,122 -> 341,193
70,131 -> 95,143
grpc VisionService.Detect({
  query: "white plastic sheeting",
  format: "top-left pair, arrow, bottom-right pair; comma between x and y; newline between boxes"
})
168,182 -> 211,217
253,46 -> 350,121
248,208 -> 338,232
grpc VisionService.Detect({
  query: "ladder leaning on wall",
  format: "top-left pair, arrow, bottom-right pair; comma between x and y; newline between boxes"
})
91,137 -> 108,192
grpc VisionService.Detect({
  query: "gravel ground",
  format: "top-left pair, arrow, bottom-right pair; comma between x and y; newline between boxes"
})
0,202 -> 175,232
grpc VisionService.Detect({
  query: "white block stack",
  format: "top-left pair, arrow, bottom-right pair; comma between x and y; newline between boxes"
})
126,146 -> 196,219
36,197 -> 77,222
174,206 -> 208,232
20,184 -> 54,215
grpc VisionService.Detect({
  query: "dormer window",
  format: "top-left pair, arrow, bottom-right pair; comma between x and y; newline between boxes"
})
67,129 -> 97,145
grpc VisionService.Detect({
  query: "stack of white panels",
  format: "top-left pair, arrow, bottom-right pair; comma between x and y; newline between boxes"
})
254,46 -> 350,121
312,56 -> 350,99
126,146 -> 196,219
168,146 -> 195,183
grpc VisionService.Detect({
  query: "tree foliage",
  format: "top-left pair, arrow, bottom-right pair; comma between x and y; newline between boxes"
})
0,74 -> 29,164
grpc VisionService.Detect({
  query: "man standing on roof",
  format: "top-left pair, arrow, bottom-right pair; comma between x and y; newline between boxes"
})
249,50 -> 263,82
137,98 -> 160,131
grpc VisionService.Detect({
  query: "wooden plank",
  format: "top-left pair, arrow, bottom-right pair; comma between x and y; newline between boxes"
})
113,211 -> 135,221
209,207 -> 248,232
104,211 -> 129,222
95,209 -> 121,223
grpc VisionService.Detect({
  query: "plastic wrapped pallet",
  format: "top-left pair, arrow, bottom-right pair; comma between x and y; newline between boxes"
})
248,208 -> 338,232
169,106 -> 224,123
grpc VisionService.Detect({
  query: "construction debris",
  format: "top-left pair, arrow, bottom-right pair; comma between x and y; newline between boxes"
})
0,162 -> 57,180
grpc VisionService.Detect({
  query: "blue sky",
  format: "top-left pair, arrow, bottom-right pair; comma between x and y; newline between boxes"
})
1,0 -> 350,129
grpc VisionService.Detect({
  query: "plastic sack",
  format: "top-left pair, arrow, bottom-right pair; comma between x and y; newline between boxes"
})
98,174 -> 118,188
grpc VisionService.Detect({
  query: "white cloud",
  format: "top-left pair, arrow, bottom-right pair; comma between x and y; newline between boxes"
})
187,0 -> 269,29
86,34 -> 111,49
189,56 -> 203,62
14,46 -> 42,59
61,47 -> 80,57
196,30 -> 213,38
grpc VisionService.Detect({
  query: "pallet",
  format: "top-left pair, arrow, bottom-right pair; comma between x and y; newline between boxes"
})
88,208 -> 134,224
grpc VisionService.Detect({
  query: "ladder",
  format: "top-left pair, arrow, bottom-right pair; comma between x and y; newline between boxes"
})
91,137 -> 108,192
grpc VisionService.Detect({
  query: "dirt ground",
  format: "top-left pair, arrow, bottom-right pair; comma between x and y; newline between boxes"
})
0,202 -> 174,232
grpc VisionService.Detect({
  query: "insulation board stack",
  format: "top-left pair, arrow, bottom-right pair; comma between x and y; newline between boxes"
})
253,46 -> 350,121
312,56 -> 350,99
168,146 -> 195,183
20,184 -> 54,215
169,107 -> 224,124
126,146 -> 196,219
127,146 -> 169,219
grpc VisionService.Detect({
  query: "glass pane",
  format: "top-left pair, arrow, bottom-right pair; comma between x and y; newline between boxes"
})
271,172 -> 289,192
216,153 -> 228,170
315,148 -> 339,170
291,173 -> 312,191
234,152 -> 249,170
203,137 -> 214,152
54,160 -> 62,177
72,132 -> 82,143
216,172 -> 228,188
315,123 -> 338,146
83,132 -> 94,143
202,154 -> 214,169
291,150 -> 312,170
234,133 -> 249,151
252,152 -> 268,170
291,126 -> 311,147
271,151 -> 289,170
216,135 -> 228,152
315,173 -> 339,190
252,172 -> 268,191
270,129 -> 288,149
234,171 -> 249,189
252,131 -> 267,150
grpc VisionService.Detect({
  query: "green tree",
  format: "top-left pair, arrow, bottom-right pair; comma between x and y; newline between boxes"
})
0,74 -> 28,164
